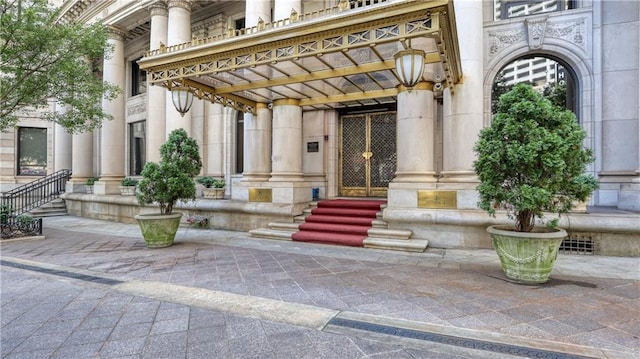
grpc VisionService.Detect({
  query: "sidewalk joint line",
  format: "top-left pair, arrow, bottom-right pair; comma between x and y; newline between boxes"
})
0,260 -> 124,286
327,317 -> 596,359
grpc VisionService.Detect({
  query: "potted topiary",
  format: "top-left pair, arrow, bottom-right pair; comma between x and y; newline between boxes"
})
120,177 -> 139,196
135,129 -> 202,248
473,83 -> 598,284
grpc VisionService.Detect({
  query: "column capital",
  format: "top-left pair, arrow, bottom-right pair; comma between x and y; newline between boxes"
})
106,25 -> 127,41
148,1 -> 168,17
167,0 -> 192,11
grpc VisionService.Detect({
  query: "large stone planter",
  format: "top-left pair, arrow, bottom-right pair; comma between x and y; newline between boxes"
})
488,225 -> 567,284
134,212 -> 182,248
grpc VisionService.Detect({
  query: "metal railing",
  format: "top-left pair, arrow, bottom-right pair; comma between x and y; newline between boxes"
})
1,169 -> 72,217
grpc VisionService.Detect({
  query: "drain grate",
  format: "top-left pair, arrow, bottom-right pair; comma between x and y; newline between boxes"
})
327,317 -> 593,359
0,260 -> 123,285
560,233 -> 596,255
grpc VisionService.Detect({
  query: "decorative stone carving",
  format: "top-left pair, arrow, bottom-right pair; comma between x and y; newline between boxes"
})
488,28 -> 525,57
526,17 -> 547,50
127,103 -> 146,116
547,19 -> 585,50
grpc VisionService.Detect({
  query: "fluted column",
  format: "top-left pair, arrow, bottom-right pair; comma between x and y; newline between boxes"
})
274,0 -> 301,22
205,103 -> 225,177
394,82 -> 437,183
165,0 -> 192,136
270,99 -> 303,182
66,131 -> 93,193
147,1 -> 168,163
95,26 -> 126,195
243,104 -> 272,181
440,0 -> 483,184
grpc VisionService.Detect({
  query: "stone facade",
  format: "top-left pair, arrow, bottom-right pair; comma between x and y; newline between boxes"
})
1,0 -> 638,253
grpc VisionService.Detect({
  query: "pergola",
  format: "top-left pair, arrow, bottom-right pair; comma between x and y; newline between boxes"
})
137,0 -> 462,115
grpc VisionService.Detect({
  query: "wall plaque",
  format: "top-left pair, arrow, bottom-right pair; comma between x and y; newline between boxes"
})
418,190 -> 457,209
307,141 -> 319,152
249,188 -> 272,202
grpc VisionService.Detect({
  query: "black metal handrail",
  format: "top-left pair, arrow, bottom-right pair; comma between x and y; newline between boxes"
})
1,169 -> 72,217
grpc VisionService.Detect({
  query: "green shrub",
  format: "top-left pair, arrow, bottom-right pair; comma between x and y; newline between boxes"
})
136,129 -> 202,215
473,83 -> 598,232
121,177 -> 139,186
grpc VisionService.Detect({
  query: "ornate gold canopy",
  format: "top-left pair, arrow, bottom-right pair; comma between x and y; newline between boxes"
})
138,0 -> 462,114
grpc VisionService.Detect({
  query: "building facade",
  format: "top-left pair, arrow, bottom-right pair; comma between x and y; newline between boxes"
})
1,0 -> 638,252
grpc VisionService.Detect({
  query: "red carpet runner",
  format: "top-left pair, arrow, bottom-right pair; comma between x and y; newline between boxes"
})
291,199 -> 387,247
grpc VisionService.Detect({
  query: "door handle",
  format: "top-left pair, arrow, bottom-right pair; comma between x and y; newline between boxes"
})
362,151 -> 373,160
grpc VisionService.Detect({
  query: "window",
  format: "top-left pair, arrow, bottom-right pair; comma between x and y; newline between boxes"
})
129,121 -> 146,175
235,112 -> 244,174
494,0 -> 575,21
131,58 -> 147,96
17,127 -> 47,176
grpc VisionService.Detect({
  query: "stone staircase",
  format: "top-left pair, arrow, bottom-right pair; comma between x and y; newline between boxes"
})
249,200 -> 429,252
27,198 -> 68,218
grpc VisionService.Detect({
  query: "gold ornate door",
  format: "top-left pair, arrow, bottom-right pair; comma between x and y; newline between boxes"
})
340,112 -> 396,197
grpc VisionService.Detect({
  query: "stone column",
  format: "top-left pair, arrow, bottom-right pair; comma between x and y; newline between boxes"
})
53,105 -> 72,171
147,1 -> 168,163
205,103 -> 225,177
243,104 -> 272,181
66,131 -> 93,193
274,0 -> 301,22
246,0 -> 271,28
438,0 -> 483,209
95,26 -> 126,195
394,82 -> 437,183
270,99 -> 303,182
165,0 -> 192,136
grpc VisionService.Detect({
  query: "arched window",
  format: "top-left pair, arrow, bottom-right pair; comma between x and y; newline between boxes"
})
491,55 -> 577,116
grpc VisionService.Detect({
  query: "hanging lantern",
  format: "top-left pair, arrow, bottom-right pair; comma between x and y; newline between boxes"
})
171,86 -> 194,117
394,49 -> 426,88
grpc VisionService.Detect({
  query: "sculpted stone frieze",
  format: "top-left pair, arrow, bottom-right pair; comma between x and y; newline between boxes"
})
488,28 -> 525,57
488,16 -> 587,59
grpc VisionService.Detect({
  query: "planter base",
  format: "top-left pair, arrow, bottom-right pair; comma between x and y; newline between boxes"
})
135,212 -> 182,248
488,225 -> 567,284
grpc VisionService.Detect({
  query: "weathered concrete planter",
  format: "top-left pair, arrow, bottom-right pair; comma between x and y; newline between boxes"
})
203,188 -> 225,199
119,186 -> 136,196
488,225 -> 567,284
134,212 -> 182,248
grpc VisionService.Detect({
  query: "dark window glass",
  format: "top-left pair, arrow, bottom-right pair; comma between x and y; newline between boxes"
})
17,127 -> 47,176
129,121 -> 146,175
235,112 -> 244,174
132,59 -> 147,96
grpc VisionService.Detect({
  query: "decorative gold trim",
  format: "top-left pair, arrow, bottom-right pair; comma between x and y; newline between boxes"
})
273,99 -> 300,107
397,81 -> 434,93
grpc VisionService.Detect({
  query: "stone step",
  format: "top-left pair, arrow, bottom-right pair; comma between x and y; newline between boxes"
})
363,238 -> 429,252
367,227 -> 412,239
248,228 -> 293,240
267,222 -> 299,232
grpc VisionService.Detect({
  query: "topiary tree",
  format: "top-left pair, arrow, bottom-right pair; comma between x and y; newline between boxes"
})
473,83 -> 598,232
136,129 -> 202,215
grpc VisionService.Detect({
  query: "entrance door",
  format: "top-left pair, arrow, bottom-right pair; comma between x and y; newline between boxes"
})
340,112 -> 396,197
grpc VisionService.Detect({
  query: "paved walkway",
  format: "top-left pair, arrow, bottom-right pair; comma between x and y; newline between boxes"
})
1,216 -> 639,358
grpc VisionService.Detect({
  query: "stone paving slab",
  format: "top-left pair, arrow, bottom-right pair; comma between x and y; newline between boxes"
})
1,216 -> 639,358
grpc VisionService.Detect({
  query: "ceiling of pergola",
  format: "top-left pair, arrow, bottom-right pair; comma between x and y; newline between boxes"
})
138,0 -> 461,114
